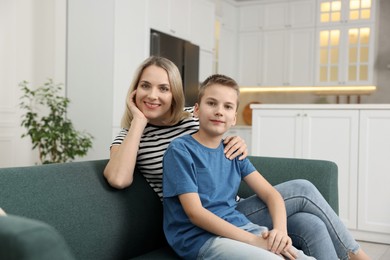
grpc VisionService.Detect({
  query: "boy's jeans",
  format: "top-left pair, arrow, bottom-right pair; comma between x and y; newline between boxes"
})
236,179 -> 360,260
197,222 -> 315,260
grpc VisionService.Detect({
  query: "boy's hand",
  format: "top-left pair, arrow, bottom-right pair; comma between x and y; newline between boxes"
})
262,229 -> 297,259
248,234 -> 269,250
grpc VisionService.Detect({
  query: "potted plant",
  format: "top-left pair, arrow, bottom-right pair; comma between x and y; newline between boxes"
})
19,79 -> 93,164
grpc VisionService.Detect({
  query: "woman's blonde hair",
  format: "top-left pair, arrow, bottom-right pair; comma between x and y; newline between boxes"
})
121,56 -> 190,128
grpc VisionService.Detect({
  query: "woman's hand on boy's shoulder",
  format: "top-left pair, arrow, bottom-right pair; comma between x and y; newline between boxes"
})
223,135 -> 248,160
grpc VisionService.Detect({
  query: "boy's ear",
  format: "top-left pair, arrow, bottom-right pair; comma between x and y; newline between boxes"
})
232,112 -> 237,126
193,103 -> 200,118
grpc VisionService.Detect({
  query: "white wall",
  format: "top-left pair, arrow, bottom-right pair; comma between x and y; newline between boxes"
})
67,0 -> 150,161
66,0 -> 115,161
112,0 -> 149,133
0,0 -> 150,167
0,0 -> 65,167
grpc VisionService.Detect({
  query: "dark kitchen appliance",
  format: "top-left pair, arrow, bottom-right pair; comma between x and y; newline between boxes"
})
150,29 -> 200,107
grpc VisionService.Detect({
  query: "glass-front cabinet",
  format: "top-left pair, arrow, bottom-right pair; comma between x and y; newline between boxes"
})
318,26 -> 372,85
317,0 -> 374,25
316,0 -> 376,86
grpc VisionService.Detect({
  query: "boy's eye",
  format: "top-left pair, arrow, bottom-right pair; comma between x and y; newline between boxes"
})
206,101 -> 216,106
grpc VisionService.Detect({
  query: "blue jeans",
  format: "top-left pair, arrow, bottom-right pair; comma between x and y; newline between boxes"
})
236,179 -> 360,260
197,222 -> 315,260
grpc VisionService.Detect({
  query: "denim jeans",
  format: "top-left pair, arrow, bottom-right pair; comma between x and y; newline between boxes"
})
236,179 -> 360,260
197,222 -> 315,260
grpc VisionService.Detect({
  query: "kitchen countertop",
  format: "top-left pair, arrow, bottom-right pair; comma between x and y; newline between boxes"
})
250,104 -> 390,110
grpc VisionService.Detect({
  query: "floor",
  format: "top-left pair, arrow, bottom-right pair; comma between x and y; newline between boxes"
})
358,240 -> 390,260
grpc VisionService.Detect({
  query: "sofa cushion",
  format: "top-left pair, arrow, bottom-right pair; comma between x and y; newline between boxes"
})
0,160 -> 167,259
0,215 -> 75,260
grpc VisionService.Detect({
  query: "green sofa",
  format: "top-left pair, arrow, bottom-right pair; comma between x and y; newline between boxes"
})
0,156 -> 338,260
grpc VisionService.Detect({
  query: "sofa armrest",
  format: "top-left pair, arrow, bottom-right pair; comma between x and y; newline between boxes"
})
0,215 -> 75,260
238,156 -> 339,215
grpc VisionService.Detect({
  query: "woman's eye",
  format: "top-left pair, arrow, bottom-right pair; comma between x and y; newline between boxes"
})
160,86 -> 170,92
140,83 -> 150,89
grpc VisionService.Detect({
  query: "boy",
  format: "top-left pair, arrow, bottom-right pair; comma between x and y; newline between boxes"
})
162,74 -> 314,259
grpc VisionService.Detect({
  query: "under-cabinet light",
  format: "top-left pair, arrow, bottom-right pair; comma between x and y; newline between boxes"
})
239,86 -> 376,95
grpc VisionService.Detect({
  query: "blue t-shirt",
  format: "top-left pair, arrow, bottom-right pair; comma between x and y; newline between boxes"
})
163,134 -> 256,259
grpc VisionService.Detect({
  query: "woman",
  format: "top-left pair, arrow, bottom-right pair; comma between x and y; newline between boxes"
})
104,56 -> 370,260
104,56 -> 247,199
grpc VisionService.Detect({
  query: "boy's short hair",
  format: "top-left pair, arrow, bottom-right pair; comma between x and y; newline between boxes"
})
198,74 -> 240,110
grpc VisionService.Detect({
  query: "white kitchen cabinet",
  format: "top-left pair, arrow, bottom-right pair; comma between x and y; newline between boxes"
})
217,1 -> 238,79
357,110 -> 390,243
238,0 -> 316,87
251,104 -> 390,244
261,30 -> 288,86
238,31 -> 263,86
239,27 -> 315,86
252,107 -> 359,228
199,50 -> 214,83
239,4 -> 264,32
219,0 -> 238,31
190,0 -> 215,51
263,0 -> 316,30
149,0 -> 190,40
262,28 -> 315,86
261,0 -> 316,86
218,26 -> 238,79
239,0 -> 315,32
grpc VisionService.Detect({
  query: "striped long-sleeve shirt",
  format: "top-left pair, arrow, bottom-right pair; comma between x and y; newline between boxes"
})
112,107 -> 199,200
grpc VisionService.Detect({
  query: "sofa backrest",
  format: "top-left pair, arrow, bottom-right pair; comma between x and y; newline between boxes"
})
0,160 -> 165,259
241,156 -> 339,214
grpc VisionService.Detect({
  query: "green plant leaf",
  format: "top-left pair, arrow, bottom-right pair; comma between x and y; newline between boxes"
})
19,79 -> 94,164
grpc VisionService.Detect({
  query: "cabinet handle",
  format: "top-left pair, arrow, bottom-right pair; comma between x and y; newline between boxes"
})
297,113 -> 301,117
